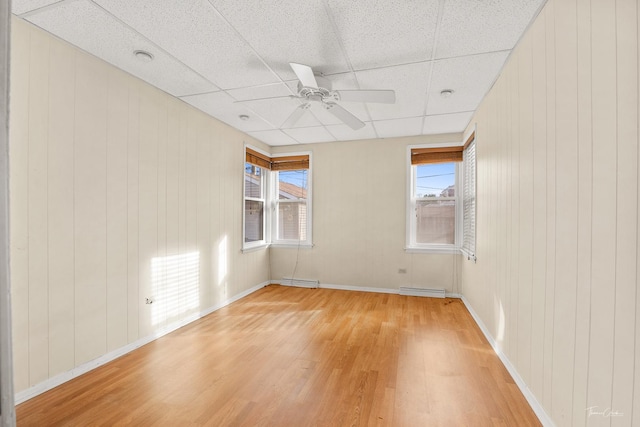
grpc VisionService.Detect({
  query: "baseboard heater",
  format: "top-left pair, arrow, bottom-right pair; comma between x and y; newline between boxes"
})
399,286 -> 446,298
280,278 -> 319,288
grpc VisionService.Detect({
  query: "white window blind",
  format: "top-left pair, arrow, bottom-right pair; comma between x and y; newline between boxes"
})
462,138 -> 476,260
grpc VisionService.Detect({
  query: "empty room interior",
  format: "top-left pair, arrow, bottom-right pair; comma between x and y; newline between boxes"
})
1,0 -> 639,425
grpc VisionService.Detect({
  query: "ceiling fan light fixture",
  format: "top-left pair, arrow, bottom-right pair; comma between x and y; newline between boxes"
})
134,50 -> 154,62
440,89 -> 454,98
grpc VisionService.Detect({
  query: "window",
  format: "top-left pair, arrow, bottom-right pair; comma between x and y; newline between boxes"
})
271,153 -> 311,246
244,162 -> 266,246
413,162 -> 457,244
274,169 -> 310,244
462,134 -> 476,260
407,145 -> 463,253
243,147 -> 311,250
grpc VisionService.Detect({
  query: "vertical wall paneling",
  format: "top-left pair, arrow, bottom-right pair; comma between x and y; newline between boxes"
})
184,112 -> 198,303
27,24 -> 49,386
156,93 -> 168,328
508,45 -> 520,367
551,0 -> 579,423
587,0 -> 618,414
517,30 -> 534,387
9,19 -> 30,392
10,19 -> 270,396
164,99 -> 181,316
105,69 -> 130,352
612,0 -> 638,421
137,87 -> 159,336
197,119 -> 211,309
73,54 -> 108,365
47,38 -> 75,376
0,0 -> 14,421
572,0 -> 593,423
542,1 -> 557,411
126,80 -> 140,344
530,8 -> 547,400
460,0 -> 640,425
635,2 -> 640,424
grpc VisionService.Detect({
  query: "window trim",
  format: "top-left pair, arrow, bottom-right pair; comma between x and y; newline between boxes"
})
243,145 -> 313,251
461,130 -> 477,261
243,145 -> 270,251
270,151 -> 313,247
405,143 -> 464,254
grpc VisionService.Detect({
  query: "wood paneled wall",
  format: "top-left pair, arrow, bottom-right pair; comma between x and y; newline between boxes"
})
269,134 -> 463,293
9,18 -> 270,394
461,0 -> 639,425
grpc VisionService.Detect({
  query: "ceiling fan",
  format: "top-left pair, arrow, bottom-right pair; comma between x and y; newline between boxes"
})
238,63 -> 396,130
284,63 -> 396,130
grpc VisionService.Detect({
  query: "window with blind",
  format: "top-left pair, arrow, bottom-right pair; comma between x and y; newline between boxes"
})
407,145 -> 463,252
462,136 -> 476,260
244,162 -> 266,246
244,147 -> 311,249
274,169 -> 310,244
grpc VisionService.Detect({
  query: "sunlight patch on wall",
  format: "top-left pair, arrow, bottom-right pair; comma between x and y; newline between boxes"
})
496,298 -> 506,345
151,252 -> 200,326
217,235 -> 229,301
218,235 -> 228,285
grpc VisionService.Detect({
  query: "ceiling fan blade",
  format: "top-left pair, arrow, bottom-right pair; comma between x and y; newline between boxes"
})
323,102 -> 365,130
282,103 -> 310,128
336,90 -> 396,104
234,95 -> 297,103
290,63 -> 319,89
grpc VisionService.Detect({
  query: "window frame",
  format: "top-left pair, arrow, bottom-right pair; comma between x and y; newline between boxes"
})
243,145 -> 313,251
243,148 -> 270,251
406,144 -> 463,254
461,131 -> 477,261
270,159 -> 313,248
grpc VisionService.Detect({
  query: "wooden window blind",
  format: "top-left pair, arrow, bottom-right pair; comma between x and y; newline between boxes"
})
245,148 -> 309,171
271,155 -> 309,171
245,148 -> 272,169
411,146 -> 463,165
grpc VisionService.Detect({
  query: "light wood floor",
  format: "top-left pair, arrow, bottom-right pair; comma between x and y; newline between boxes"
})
17,285 -> 540,426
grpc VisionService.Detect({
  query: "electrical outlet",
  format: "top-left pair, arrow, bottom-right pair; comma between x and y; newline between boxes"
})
145,297 -> 154,304
398,268 -> 407,274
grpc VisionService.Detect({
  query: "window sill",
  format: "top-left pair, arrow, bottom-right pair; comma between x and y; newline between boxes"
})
460,248 -> 477,262
242,243 -> 270,253
270,242 -> 314,249
405,246 -> 460,255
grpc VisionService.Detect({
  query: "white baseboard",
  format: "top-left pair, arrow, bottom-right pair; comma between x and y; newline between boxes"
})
318,283 -> 398,294
15,280 -> 270,405
459,295 -> 554,427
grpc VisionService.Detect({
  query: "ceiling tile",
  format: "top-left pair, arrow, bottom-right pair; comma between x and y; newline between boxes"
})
181,91 -> 274,132
95,0 -> 279,90
326,122 -> 377,141
209,0 -> 350,81
427,51 -> 509,115
12,0 -> 59,15
355,62 -> 431,121
284,126 -> 337,144
435,0 -> 545,58
373,117 -> 423,138
226,83 -> 294,102
25,0 -> 217,97
422,112 -> 473,135
325,0 -> 439,69
241,98 -> 322,129
248,130 -> 300,146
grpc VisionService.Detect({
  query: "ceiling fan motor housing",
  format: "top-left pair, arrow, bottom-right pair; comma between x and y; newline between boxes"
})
297,75 -> 335,102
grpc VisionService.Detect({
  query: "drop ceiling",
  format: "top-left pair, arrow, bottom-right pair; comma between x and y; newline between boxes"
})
12,0 -> 546,146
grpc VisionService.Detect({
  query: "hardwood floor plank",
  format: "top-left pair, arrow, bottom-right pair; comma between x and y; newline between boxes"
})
16,286 -> 540,426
